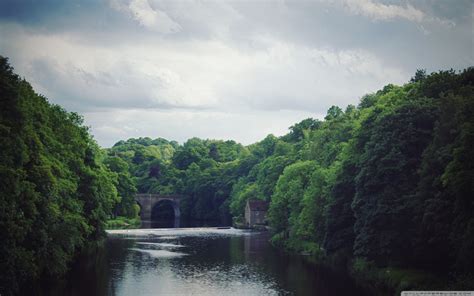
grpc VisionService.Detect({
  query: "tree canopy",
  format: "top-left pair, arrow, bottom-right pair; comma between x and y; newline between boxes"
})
0,56 -> 119,294
1,54 -> 473,294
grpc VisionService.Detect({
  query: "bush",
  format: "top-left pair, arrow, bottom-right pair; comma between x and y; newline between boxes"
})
106,216 -> 141,229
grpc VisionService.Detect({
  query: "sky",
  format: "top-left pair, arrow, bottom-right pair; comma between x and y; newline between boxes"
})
0,0 -> 472,147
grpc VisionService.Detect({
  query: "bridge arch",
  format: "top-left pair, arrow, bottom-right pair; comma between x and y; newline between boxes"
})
151,199 -> 180,221
134,194 -> 184,228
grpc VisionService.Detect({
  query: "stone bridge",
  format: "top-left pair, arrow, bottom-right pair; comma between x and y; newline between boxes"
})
135,194 -> 184,223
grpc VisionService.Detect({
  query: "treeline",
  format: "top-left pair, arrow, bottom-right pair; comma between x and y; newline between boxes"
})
1,52 -> 473,293
0,57 -> 120,294
247,68 -> 473,288
107,68 -> 474,289
264,69 -> 474,289
105,137 -> 248,221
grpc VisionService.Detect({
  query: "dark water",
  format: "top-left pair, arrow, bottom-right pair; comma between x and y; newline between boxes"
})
44,227 -> 369,296
141,218 -> 222,229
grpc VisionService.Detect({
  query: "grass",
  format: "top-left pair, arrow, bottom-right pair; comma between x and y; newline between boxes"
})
270,232 -> 325,258
106,216 -> 141,229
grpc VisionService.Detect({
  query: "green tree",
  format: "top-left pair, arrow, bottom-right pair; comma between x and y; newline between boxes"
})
0,57 -> 118,294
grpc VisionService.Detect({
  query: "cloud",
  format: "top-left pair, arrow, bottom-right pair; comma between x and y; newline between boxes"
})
0,0 -> 471,146
343,0 -> 425,23
217,35 -> 407,111
0,24 -> 406,116
110,0 -> 181,33
318,0 -> 456,29
84,108 -> 320,147
0,25 -> 221,111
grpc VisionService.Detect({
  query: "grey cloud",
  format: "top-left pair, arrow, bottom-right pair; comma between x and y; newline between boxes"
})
110,0 -> 182,33
22,56 -> 214,112
0,0 -> 471,146
84,108 -> 321,147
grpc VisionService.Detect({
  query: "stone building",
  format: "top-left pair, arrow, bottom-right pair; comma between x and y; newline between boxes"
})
245,199 -> 269,227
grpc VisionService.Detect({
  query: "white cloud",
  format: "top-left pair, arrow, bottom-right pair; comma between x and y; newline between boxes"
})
343,0 -> 425,22
1,25 -> 407,116
319,0 -> 455,28
216,35 -> 406,111
153,0 -> 243,39
84,108 -> 320,147
110,0 -> 181,33
0,0 -> 469,146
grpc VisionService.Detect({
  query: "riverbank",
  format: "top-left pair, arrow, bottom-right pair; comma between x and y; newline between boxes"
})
350,259 -> 474,294
267,237 -> 471,295
106,217 -> 141,229
349,258 -> 444,295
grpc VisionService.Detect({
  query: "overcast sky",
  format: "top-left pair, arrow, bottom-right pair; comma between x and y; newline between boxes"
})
0,0 -> 472,147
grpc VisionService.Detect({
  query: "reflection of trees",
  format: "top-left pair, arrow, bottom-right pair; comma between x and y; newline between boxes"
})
48,240 -> 117,295
63,234 -> 368,296
229,236 -> 244,264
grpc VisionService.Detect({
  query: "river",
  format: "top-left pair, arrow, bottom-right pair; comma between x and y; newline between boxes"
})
42,227 -> 370,296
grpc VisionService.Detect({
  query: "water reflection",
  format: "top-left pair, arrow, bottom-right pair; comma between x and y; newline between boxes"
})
140,218 -> 180,228
140,218 -> 224,229
42,228 -> 369,296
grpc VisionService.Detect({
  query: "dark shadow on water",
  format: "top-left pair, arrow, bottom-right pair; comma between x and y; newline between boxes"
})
145,199 -> 227,229
141,218 -> 224,228
141,218 -> 178,228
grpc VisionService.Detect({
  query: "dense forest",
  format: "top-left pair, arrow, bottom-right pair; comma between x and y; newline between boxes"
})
0,57 -> 119,294
104,67 -> 474,291
1,54 -> 473,294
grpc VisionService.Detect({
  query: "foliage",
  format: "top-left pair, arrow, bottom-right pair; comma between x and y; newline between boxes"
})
104,67 -> 473,292
2,52 -> 472,293
106,137 -> 248,221
106,215 -> 140,229
241,67 -> 472,291
0,57 -> 118,295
